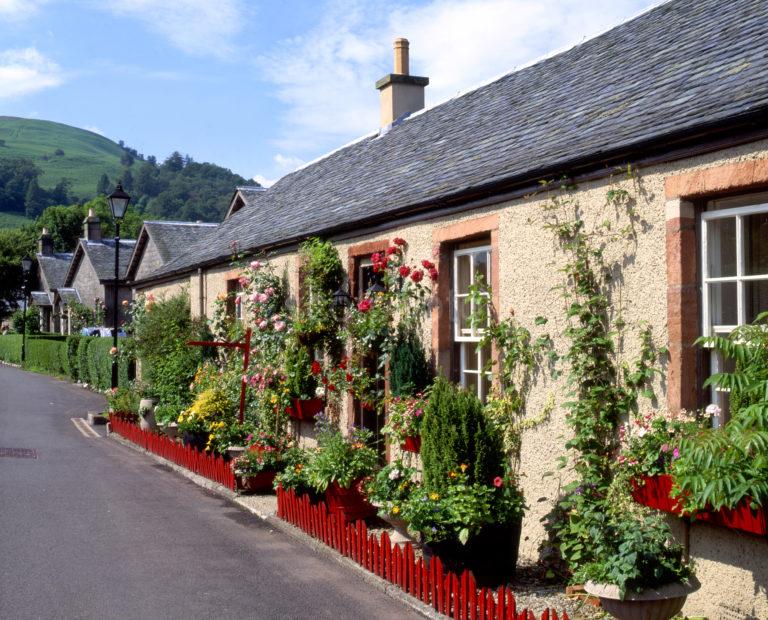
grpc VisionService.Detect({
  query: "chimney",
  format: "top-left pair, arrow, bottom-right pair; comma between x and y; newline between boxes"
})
375,38 -> 429,129
39,227 -> 54,256
83,208 -> 101,241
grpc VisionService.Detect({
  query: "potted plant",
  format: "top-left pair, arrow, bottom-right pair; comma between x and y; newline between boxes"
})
232,444 -> 284,493
365,460 -> 418,543
154,401 -> 181,439
273,446 -> 320,500
305,417 -> 378,521
382,391 -> 428,452
283,341 -> 324,422
580,512 -> 699,620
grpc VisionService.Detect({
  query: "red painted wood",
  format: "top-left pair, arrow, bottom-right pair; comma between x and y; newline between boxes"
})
496,586 -> 505,620
436,560 -> 445,614
507,589 -> 517,620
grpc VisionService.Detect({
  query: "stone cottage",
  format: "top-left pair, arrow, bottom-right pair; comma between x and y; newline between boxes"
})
30,228 -> 72,332
129,1 -> 768,616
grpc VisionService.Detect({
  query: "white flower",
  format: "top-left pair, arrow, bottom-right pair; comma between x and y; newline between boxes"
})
705,403 -> 722,419
388,468 -> 402,480
637,427 -> 647,438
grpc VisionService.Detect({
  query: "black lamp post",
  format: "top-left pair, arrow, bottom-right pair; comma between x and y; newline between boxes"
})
107,182 -> 130,389
332,285 -> 352,308
20,255 -> 32,365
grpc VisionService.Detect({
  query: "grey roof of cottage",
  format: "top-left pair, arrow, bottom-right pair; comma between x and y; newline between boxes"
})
56,288 -> 81,304
65,238 -> 137,285
37,253 -> 73,291
30,291 -> 53,306
127,220 -> 219,280
225,186 -> 266,219
142,0 -> 768,283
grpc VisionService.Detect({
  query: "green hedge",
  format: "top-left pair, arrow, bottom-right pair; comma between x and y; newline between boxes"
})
0,333 -> 133,387
0,335 -> 22,364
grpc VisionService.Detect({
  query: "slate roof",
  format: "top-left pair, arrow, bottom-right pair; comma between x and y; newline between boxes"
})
57,288 -> 81,304
37,253 -> 73,291
65,239 -> 137,285
225,186 -> 266,219
30,291 -> 53,306
142,0 -> 768,283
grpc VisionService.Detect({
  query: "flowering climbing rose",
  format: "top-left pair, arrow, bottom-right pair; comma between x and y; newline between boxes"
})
410,269 -> 424,283
399,265 -> 411,277
357,298 -> 372,312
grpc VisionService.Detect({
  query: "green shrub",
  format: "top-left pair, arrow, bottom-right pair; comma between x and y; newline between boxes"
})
421,377 -> 504,493
25,338 -> 67,375
85,338 -> 134,390
389,329 -> 432,397
0,334 -> 22,363
11,307 -> 40,335
77,336 -> 95,384
65,335 -> 81,380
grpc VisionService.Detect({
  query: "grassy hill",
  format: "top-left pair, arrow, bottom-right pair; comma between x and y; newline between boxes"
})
0,116 -> 124,198
0,211 -> 34,229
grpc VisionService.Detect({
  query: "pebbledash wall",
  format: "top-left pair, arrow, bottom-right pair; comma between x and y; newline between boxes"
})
133,141 -> 768,620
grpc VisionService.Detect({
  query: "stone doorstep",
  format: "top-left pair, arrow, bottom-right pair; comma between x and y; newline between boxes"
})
106,432 -> 437,619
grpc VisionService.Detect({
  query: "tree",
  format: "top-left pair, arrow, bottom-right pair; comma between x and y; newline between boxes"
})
121,169 -> 134,192
0,227 -> 37,319
163,151 -> 184,172
50,178 -> 72,206
24,179 -> 47,218
96,173 -> 110,195
36,204 -> 87,251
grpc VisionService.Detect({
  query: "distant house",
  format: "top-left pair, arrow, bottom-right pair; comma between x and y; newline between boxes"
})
126,220 -> 218,311
30,228 -> 73,333
130,1 -> 768,616
60,209 -> 136,334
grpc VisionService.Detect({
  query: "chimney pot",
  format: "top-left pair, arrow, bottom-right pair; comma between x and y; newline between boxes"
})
39,227 -> 54,256
394,38 -> 409,75
83,208 -> 101,241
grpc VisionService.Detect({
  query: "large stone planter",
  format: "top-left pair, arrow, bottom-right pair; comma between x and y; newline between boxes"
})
138,398 -> 158,431
585,577 -> 700,620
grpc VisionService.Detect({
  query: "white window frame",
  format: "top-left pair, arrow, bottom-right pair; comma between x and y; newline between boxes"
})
701,201 -> 768,337
701,199 -> 768,424
452,245 -> 492,400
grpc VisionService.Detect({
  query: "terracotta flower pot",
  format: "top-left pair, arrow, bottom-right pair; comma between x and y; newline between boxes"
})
290,398 -> 324,422
400,435 -> 421,453
585,577 -> 700,620
236,471 -> 277,494
325,480 -> 376,522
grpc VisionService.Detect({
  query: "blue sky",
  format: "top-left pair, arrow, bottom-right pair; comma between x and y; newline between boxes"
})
0,0 -> 655,186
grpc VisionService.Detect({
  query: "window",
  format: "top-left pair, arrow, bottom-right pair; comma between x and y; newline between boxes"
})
452,241 -> 492,401
701,194 -> 768,421
226,279 -> 243,320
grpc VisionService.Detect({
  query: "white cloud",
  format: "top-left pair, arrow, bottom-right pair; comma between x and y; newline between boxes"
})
85,125 -> 106,136
0,47 -> 63,100
274,153 -> 306,172
0,0 -> 48,20
259,0 -> 654,165
99,0 -> 244,58
252,174 -> 275,188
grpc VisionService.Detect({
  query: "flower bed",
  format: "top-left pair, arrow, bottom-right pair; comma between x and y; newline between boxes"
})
110,413 -> 236,490
276,486 -> 566,620
631,475 -> 767,536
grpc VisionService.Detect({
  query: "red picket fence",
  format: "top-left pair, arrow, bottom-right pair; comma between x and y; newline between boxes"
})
110,414 -> 236,490
277,486 -> 566,620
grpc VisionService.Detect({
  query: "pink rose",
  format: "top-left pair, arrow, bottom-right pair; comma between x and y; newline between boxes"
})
257,293 -> 268,303
274,320 -> 286,332
250,260 -> 262,269
258,320 -> 268,330
493,476 -> 503,488
234,296 -> 241,305
357,298 -> 372,312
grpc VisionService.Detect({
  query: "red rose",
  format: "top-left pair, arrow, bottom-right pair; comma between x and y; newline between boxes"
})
328,384 -> 336,392
371,252 -> 382,263
411,269 -> 424,283
393,237 -> 407,247
345,373 -> 353,382
385,246 -> 399,256
428,267 -> 439,281
285,406 -> 294,416
339,357 -> 348,370
421,259 -> 435,270
311,360 -> 322,375
399,265 -> 411,277
322,376 -> 328,385
357,298 -> 372,312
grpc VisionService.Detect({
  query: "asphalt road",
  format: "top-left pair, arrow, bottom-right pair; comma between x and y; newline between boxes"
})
0,365 -> 421,620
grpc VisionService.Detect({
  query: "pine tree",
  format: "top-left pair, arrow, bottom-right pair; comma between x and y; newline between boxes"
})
24,179 -> 47,217
96,173 -> 110,195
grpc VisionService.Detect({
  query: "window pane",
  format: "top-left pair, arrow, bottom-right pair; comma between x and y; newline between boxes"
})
474,251 -> 489,289
745,279 -> 768,324
480,373 -> 492,403
464,371 -> 479,396
456,296 -> 472,336
707,217 -> 737,278
456,254 -> 471,295
709,281 -> 738,326
745,212 -> 768,276
461,342 -> 479,371
480,342 -> 492,374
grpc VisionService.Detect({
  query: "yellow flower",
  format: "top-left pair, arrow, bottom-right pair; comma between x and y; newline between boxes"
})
270,394 -> 278,404
448,471 -> 457,478
391,505 -> 400,515
429,492 -> 440,501
459,463 -> 468,472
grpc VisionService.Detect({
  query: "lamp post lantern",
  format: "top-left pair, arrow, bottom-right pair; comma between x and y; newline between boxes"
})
107,182 -> 130,389
20,255 -> 32,365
